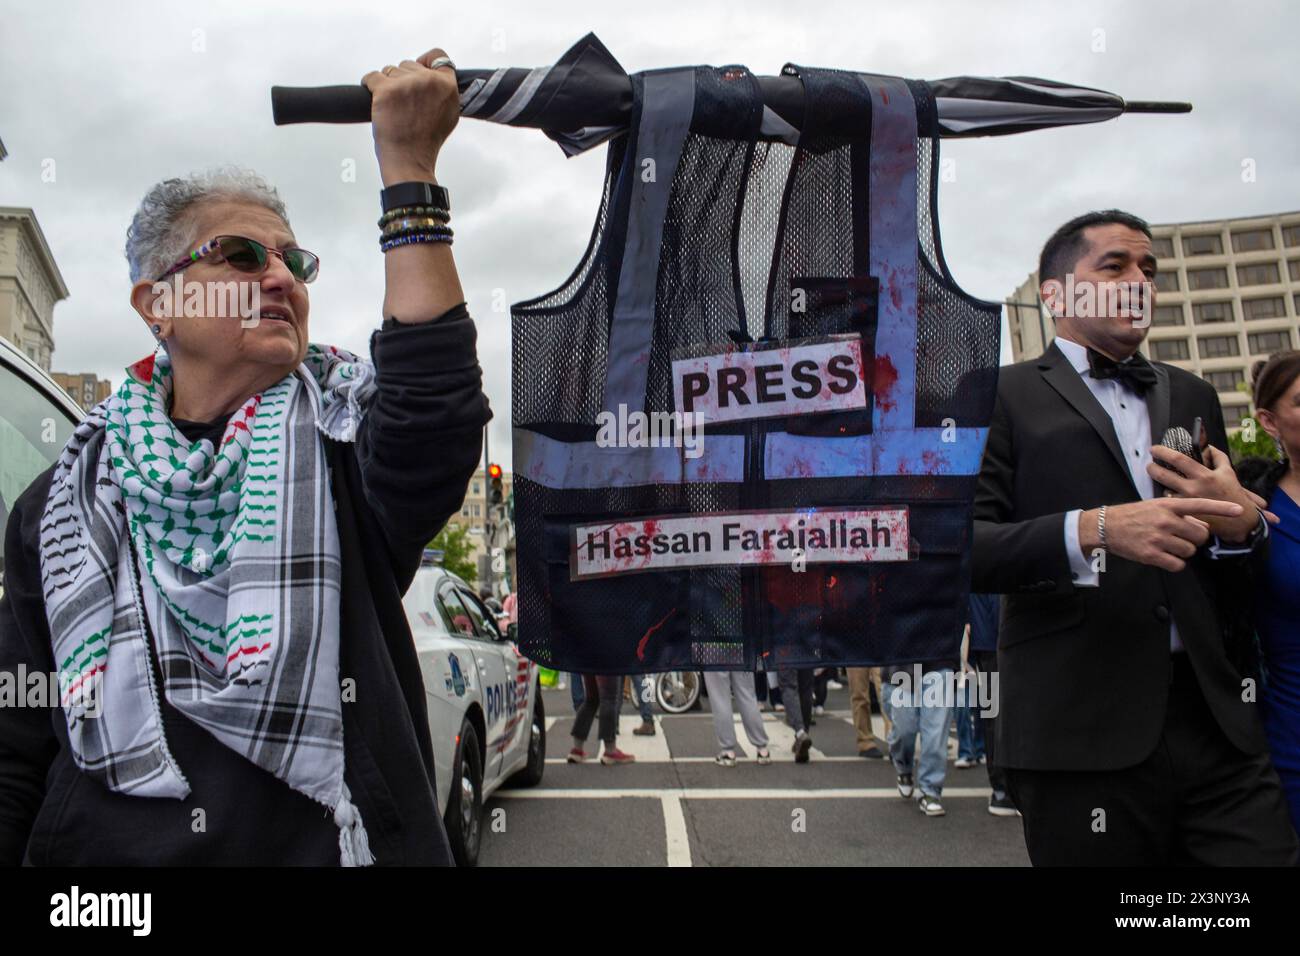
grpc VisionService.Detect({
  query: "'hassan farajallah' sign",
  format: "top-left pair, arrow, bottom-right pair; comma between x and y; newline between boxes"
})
570,507 -> 909,581
671,334 -> 868,424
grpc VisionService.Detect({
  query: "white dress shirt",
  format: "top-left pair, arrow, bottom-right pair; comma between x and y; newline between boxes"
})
1055,336 -> 1259,653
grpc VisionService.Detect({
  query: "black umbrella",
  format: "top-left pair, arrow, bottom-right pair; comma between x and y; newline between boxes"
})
272,32 -> 1188,155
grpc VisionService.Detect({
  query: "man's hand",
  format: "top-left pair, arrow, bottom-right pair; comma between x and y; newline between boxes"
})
1077,497 -> 1244,573
1147,444 -> 1269,543
362,48 -> 460,186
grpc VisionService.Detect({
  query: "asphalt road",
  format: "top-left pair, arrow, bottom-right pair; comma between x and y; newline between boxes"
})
481,679 -> 1030,866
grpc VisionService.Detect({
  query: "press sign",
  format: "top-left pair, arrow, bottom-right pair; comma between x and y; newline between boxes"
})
570,507 -> 909,581
671,334 -> 868,424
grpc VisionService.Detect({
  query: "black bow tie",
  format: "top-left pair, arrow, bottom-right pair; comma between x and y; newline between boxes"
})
1086,348 -> 1157,394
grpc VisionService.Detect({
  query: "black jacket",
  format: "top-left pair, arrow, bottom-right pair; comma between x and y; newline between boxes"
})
971,342 -> 1265,771
0,308 -> 491,865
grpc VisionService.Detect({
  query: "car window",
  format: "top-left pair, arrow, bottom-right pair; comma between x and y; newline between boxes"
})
458,589 -> 502,640
437,585 -> 479,639
0,361 -> 78,582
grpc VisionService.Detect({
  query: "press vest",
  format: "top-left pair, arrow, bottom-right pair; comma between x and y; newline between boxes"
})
511,63 -> 1001,673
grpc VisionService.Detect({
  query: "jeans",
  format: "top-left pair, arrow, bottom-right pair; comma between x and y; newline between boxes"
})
622,675 -> 653,721
883,667 -> 953,798
955,673 -> 986,761
570,673 -> 585,710
571,674 -> 620,747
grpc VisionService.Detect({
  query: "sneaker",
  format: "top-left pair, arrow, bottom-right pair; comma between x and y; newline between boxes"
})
715,750 -> 737,767
827,680 -> 845,690
756,748 -> 772,765
813,704 -> 826,716
633,719 -> 656,736
793,730 -> 812,764
979,755 -> 987,764
918,793 -> 946,816
858,745 -> 884,759
988,792 -> 1021,817
954,756 -> 976,769
774,703 -> 785,713
896,772 -> 914,797
566,748 -> 586,763
600,748 -> 636,765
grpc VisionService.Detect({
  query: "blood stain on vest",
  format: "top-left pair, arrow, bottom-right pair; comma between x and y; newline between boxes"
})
635,607 -> 677,660
873,355 -> 900,411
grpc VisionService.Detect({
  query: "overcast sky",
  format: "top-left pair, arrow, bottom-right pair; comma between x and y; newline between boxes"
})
2,0 -> 1297,470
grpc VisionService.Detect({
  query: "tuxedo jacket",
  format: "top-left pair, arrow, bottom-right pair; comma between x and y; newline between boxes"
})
971,341 -> 1266,771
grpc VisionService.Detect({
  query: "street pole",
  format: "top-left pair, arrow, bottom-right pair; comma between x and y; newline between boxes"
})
482,424 -> 493,595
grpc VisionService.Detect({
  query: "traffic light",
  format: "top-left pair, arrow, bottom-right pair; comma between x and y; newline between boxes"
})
488,463 -> 504,505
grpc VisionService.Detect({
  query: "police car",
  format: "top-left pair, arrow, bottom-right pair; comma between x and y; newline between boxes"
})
0,337 -> 81,598
404,560 -> 544,866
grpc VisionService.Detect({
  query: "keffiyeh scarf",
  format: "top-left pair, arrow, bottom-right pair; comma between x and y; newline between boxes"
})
39,343 -> 378,865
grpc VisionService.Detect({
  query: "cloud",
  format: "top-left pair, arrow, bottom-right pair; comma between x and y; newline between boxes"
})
2,0 -> 1297,470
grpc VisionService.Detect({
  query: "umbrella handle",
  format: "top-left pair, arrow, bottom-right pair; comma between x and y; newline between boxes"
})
272,74 -> 497,125
1121,100 -> 1192,113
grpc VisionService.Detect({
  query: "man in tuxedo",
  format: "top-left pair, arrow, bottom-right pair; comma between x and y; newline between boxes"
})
972,209 -> 1299,865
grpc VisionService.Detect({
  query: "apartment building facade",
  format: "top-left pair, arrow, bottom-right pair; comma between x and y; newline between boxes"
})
1008,210 -> 1300,428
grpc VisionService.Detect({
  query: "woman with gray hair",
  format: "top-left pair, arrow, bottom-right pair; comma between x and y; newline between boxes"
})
0,48 -> 490,865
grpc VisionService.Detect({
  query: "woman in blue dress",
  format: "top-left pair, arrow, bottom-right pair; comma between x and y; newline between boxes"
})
1244,351 -> 1300,835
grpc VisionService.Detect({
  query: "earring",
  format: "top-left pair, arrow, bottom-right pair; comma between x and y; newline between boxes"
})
152,325 -> 162,335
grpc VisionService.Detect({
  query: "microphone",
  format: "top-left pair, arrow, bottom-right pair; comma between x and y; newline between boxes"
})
1155,425 -> 1197,491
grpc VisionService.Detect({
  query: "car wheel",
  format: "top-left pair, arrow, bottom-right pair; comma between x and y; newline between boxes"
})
443,719 -> 483,867
508,684 -> 546,787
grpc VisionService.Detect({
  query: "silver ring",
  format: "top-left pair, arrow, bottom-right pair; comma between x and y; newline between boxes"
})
428,56 -> 455,71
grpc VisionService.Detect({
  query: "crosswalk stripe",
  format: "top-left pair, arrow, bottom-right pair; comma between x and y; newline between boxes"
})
661,796 -> 692,867
493,787 -> 994,799
545,755 -> 873,764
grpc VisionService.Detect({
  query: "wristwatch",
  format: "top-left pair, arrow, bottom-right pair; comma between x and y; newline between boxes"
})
380,181 -> 450,215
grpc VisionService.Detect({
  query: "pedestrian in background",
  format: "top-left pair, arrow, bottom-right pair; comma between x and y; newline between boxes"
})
568,675 -> 636,765
953,621 -> 987,770
703,671 -> 772,766
777,668 -> 815,762
624,675 -> 657,736
885,659 -> 955,816
847,667 -> 887,759
965,591 -> 1017,816
1241,351 -> 1300,836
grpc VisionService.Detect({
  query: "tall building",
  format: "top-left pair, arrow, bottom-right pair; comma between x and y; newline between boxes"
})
443,466 -> 514,567
1007,210 -> 1300,428
50,371 -> 111,411
0,206 -> 69,371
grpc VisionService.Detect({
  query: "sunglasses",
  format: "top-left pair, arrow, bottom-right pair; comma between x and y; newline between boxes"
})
156,235 -> 320,284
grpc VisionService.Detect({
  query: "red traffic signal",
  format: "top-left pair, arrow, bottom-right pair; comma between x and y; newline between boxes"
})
487,463 -> 503,479
488,464 -> 504,504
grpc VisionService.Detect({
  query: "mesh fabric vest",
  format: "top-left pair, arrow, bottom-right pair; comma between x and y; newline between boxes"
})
511,63 -> 1000,673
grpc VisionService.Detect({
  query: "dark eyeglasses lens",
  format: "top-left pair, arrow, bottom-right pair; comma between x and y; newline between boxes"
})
285,249 -> 319,283
218,237 -> 267,273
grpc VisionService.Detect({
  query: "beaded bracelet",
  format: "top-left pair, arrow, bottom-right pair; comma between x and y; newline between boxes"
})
381,231 -> 454,248
381,222 -> 454,239
378,206 -> 449,228
380,232 -> 453,253
381,217 -> 452,237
